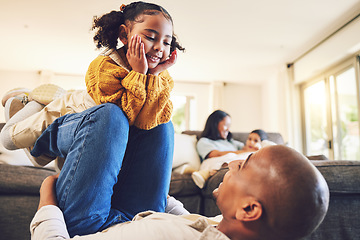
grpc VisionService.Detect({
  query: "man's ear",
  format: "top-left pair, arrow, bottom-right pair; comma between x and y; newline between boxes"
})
235,198 -> 262,221
119,24 -> 129,45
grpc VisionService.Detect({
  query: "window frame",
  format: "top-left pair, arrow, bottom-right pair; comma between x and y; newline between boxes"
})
300,55 -> 360,159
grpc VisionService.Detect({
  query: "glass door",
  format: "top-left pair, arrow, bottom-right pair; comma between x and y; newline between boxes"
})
330,67 -> 360,160
303,80 -> 330,158
302,61 -> 360,160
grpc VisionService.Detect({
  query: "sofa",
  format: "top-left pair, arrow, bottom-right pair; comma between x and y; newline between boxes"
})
0,124 -> 359,240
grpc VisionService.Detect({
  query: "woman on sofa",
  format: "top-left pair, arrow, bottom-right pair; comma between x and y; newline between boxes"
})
186,110 -> 274,188
197,110 -> 245,159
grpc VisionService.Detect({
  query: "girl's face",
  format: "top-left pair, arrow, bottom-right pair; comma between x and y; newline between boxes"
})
125,13 -> 173,69
245,133 -> 262,150
218,116 -> 231,139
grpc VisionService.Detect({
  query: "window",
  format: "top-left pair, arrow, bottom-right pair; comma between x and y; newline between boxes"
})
303,80 -> 329,157
330,67 -> 360,159
171,95 -> 195,133
301,57 -> 360,160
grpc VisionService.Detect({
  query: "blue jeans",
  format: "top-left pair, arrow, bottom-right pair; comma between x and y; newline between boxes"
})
31,103 -> 174,237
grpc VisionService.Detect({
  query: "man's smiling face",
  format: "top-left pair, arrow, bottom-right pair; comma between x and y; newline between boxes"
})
213,153 -> 257,219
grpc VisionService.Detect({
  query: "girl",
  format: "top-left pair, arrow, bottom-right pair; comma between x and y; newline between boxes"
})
2,1 -> 187,237
1,1 -> 184,167
242,129 -> 269,152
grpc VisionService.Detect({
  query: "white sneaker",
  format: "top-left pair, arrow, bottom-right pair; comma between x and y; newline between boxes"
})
179,164 -> 196,175
4,97 -> 26,121
192,171 -> 206,189
2,88 -> 31,107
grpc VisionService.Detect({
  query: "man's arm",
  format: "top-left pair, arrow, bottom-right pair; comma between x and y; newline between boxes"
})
31,174 -> 70,239
38,174 -> 59,210
30,205 -> 70,240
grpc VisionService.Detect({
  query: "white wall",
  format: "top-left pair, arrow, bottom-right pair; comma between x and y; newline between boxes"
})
172,80 -> 285,141
173,81 -> 266,133
0,70 -> 41,122
294,16 -> 360,84
222,83 -> 262,132
262,66 -> 291,145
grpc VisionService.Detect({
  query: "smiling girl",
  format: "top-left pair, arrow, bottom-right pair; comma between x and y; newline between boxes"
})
88,1 -> 185,129
1,1 -> 185,167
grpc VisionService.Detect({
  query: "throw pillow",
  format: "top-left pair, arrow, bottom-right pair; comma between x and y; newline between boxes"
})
173,133 -> 201,170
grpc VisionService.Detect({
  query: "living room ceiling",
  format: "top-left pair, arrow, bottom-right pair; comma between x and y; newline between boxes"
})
1,0 -> 359,84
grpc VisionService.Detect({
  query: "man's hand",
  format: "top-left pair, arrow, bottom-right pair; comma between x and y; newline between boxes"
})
148,50 -> 177,76
126,34 -> 148,74
38,173 -> 59,210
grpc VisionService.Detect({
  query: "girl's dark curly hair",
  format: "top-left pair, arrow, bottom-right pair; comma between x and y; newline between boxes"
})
92,1 -> 185,53
201,110 -> 233,141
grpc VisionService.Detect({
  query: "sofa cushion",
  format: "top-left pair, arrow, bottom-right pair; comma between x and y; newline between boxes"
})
311,160 -> 360,194
0,164 -> 55,194
202,167 -> 228,198
172,133 -> 201,170
169,172 -> 200,196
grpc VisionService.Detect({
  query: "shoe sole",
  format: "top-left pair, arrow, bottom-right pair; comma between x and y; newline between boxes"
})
4,97 -> 25,121
30,84 -> 66,105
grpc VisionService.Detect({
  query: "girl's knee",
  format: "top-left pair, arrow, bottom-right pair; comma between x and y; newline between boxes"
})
93,103 -> 129,132
156,121 -> 174,139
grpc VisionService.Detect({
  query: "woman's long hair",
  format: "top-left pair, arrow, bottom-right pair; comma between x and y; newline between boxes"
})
200,110 -> 232,141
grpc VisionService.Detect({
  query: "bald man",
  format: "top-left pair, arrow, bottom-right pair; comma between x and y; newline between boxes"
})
31,145 -> 329,240
214,145 -> 329,240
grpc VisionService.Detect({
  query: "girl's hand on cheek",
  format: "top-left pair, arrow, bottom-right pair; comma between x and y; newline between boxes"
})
148,50 -> 177,76
126,35 -> 148,74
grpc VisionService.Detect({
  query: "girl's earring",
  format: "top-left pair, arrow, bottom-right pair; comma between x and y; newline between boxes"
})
120,33 -> 128,45
122,38 -> 128,45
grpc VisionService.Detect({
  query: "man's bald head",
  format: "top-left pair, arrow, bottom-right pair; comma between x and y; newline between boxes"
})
252,145 -> 330,239
215,145 -> 330,240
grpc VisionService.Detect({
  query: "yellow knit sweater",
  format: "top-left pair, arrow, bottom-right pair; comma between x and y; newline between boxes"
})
85,48 -> 173,130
